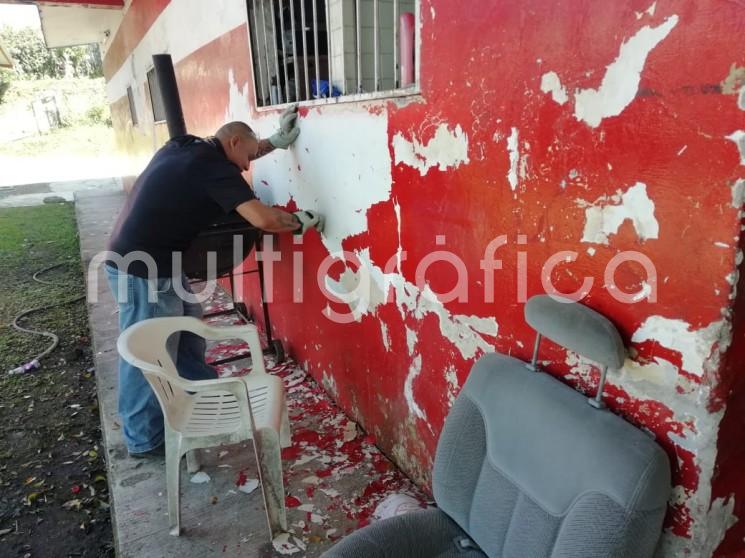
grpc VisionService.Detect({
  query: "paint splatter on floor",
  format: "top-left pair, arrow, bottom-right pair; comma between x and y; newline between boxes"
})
199,284 -> 428,553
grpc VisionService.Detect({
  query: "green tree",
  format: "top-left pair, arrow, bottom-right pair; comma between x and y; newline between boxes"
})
0,69 -> 12,104
0,26 -> 102,80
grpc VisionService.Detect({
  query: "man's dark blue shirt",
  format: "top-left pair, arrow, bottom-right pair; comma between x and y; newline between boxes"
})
107,135 -> 256,278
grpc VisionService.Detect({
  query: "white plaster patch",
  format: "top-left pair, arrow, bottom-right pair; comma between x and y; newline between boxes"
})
324,260 -> 387,321
732,178 -> 745,209
272,533 -> 305,555
225,69 -> 251,123
739,86 -> 745,111
392,123 -> 469,176
623,356 -> 678,386
445,365 -> 459,406
726,130 -> 745,165
631,317 -> 727,378
540,71 -> 568,105
405,326 -> 417,356
573,16 -> 678,127
580,182 -> 658,244
412,287 -> 498,359
189,471 -> 211,484
380,321 -> 391,352
635,1 -> 657,19
393,198 -> 403,271
404,354 -> 426,420
251,109 -> 393,255
322,250 -> 498,360
506,127 -> 519,190
322,371 -> 338,397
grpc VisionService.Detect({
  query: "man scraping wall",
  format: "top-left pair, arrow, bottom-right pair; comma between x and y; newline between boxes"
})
105,105 -> 323,457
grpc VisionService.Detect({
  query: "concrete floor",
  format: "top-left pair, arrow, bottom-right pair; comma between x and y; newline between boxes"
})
75,190 -> 426,558
0,177 -> 122,208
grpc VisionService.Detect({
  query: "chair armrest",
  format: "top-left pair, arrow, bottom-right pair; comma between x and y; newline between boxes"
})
180,319 -> 268,375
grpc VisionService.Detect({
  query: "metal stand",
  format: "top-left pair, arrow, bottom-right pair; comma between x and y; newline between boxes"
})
197,234 -> 285,366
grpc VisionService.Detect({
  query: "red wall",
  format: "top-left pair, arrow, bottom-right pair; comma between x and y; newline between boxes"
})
105,1 -> 745,555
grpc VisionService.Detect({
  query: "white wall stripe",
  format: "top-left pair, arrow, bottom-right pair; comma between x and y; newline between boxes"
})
106,0 -> 248,112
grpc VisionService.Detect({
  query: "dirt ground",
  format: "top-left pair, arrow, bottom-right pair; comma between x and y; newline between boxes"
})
0,203 -> 113,557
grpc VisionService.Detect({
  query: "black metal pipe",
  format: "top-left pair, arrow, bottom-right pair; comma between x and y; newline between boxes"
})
152,54 -> 186,138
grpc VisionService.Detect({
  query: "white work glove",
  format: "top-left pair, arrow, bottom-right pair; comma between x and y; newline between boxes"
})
269,104 -> 300,149
293,210 -> 324,235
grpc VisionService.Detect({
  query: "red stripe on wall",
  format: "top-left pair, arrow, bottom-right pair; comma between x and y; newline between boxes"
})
34,1 -> 124,6
103,0 -> 170,80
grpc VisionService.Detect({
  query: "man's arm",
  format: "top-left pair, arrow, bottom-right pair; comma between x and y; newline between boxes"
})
236,199 -> 300,232
251,139 -> 277,161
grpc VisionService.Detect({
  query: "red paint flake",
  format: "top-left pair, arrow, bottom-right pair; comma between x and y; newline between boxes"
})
293,429 -> 321,444
305,485 -> 315,498
285,495 -> 302,508
281,445 -> 303,460
316,468 -> 333,478
362,479 -> 386,499
235,470 -> 248,487
373,459 -> 390,474
71,485 -> 81,494
357,517 -> 371,529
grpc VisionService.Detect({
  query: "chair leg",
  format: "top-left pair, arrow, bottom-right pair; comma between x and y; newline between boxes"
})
186,449 -> 201,474
165,434 -> 182,536
252,427 -> 287,538
280,406 -> 291,449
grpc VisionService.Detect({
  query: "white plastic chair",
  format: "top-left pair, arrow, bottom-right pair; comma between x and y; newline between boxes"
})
116,316 -> 291,538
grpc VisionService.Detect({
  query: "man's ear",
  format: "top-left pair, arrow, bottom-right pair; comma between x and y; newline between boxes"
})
229,135 -> 241,150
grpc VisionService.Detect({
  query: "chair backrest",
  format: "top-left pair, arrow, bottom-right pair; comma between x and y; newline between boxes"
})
117,317 -> 195,425
432,296 -> 671,558
117,316 -> 266,433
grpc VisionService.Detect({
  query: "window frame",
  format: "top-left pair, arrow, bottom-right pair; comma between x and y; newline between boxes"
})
245,0 -> 422,113
126,85 -> 138,126
146,66 -> 167,124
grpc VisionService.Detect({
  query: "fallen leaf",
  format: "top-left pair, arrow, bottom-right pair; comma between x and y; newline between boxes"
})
62,499 -> 82,511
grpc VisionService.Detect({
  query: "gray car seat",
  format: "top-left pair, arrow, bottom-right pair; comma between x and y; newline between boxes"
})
322,295 -> 671,558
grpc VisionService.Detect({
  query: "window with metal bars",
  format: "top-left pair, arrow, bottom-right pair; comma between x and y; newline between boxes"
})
247,0 -> 418,107
147,67 -> 167,123
126,85 -> 138,126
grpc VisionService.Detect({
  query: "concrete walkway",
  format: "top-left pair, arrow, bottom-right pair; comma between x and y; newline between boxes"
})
75,190 -> 425,558
0,176 -> 122,208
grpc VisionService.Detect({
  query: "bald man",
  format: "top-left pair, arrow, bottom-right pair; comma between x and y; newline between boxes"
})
105,106 -> 322,457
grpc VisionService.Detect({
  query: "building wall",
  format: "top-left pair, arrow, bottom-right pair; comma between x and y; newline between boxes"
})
102,1 -> 745,555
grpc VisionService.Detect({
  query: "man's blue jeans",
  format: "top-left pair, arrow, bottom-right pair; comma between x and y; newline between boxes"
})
105,265 -> 217,453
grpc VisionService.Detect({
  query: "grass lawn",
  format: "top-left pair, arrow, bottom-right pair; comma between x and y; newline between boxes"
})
0,202 -> 113,557
0,202 -> 84,370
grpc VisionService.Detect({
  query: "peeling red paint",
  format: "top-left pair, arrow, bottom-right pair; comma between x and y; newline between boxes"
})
107,0 -> 745,554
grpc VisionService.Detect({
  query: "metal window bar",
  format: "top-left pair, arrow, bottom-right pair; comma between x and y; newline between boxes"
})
269,0 -> 283,104
251,2 -> 266,106
324,0 -> 332,97
289,0 -> 300,101
278,0 -> 291,102
259,0 -> 275,105
300,0 -> 310,100
393,0 -> 398,88
252,0 -> 419,106
356,0 -> 362,92
312,0 -> 320,98
373,0 -> 379,91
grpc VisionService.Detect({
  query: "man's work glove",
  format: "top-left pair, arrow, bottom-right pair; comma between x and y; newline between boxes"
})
293,210 -> 324,235
269,104 -> 300,149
